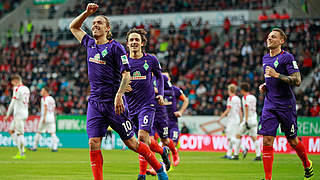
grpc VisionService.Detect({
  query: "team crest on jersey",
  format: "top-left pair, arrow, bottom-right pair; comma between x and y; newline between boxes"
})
130,71 -> 146,80
143,60 -> 149,70
274,57 -> 279,68
101,48 -> 108,57
89,53 -> 106,65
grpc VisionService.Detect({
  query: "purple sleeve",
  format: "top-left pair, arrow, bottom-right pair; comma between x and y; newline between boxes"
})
81,34 -> 93,48
173,86 -> 182,99
285,54 -> 299,75
151,55 -> 164,96
114,43 -> 130,73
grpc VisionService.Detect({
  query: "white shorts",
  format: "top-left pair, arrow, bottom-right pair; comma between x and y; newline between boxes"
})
226,124 -> 240,139
9,118 -> 26,134
239,122 -> 258,137
37,121 -> 56,134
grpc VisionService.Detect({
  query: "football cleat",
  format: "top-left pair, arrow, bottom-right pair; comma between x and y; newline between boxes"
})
231,155 -> 239,160
137,175 -> 146,180
13,154 -> 26,160
254,156 -> 262,161
28,147 -> 37,151
161,147 -> 171,171
304,160 -> 314,180
146,167 -> 157,176
221,155 -> 232,159
52,149 -> 58,152
156,162 -> 168,180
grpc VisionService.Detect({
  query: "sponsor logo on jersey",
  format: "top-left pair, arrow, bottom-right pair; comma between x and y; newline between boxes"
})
130,71 -> 146,80
89,53 -> 106,65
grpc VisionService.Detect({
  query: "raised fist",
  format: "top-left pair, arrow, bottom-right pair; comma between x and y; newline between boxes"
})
86,3 -> 98,15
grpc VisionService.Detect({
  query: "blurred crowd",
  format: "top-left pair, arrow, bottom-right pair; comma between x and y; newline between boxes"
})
0,18 -> 319,117
63,0 -> 280,17
0,0 -> 23,19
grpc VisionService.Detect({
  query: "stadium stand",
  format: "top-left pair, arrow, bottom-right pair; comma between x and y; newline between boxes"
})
63,0 -> 280,17
0,0 -> 23,19
0,18 -> 319,116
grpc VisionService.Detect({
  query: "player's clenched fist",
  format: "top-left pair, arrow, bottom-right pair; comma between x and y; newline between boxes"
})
265,66 -> 279,78
86,3 -> 98,15
259,83 -> 266,94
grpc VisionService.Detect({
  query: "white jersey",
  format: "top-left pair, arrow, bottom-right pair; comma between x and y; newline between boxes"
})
242,94 -> 258,125
226,95 -> 241,124
7,85 -> 30,119
40,96 -> 56,123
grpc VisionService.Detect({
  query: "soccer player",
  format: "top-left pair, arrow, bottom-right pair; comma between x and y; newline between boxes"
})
217,84 -> 242,160
162,72 -> 189,147
29,87 -> 59,152
150,74 -> 180,167
124,28 -> 170,180
4,74 -> 30,159
259,28 -> 314,180
236,82 -> 261,161
69,3 -> 168,180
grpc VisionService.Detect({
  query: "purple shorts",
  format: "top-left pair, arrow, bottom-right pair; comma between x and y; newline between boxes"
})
258,108 -> 297,138
150,105 -> 169,139
168,119 -> 180,143
131,106 -> 155,134
86,99 -> 135,140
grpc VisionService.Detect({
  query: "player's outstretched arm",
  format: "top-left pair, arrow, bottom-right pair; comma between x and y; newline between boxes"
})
218,107 -> 231,122
69,3 -> 98,42
179,94 -> 189,114
115,71 -> 131,114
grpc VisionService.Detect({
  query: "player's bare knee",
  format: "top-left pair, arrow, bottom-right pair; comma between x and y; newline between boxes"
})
9,130 -> 14,135
263,136 -> 274,146
124,137 -> 139,151
287,137 -> 299,148
89,138 -> 101,151
252,136 -> 257,141
138,130 -> 149,144
161,138 -> 169,146
236,135 -> 241,139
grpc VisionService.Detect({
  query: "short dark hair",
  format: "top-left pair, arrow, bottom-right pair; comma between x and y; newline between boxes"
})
126,28 -> 147,46
272,28 -> 287,42
11,74 -> 22,82
240,82 -> 250,92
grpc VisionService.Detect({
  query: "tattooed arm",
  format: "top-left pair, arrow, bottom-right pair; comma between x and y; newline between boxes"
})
278,72 -> 301,86
265,66 -> 301,87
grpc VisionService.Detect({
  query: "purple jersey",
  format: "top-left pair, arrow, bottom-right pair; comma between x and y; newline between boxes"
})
166,85 -> 183,120
81,34 -> 130,102
263,50 -> 299,110
153,74 -> 170,108
125,53 -> 163,114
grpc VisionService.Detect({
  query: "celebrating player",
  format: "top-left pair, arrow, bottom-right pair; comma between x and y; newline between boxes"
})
4,74 -> 30,159
69,3 -> 168,180
124,28 -> 170,180
258,28 -> 314,180
29,87 -> 59,152
236,82 -> 261,161
162,72 -> 189,147
218,84 -> 242,160
152,74 -> 180,165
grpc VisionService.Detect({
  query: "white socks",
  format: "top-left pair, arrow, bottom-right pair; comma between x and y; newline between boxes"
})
10,132 -> 17,145
254,140 -> 261,157
17,135 -> 24,156
233,138 -> 241,156
51,133 -> 59,150
33,133 -> 41,149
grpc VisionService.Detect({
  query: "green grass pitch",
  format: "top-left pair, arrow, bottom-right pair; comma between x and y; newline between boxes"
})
0,147 -> 318,180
